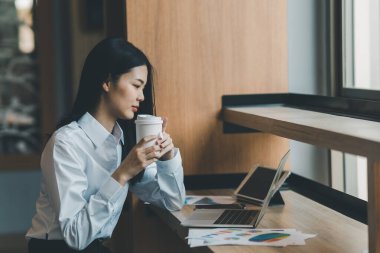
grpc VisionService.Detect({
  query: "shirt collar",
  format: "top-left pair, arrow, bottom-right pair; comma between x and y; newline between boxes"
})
77,112 -> 124,147
113,121 -> 125,145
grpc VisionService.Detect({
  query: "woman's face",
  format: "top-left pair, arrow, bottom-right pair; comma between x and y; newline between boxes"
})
104,65 -> 148,120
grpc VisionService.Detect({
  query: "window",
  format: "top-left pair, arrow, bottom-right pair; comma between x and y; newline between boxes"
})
0,0 -> 40,155
339,0 -> 380,99
0,0 -> 57,169
331,150 -> 368,201
330,0 -> 380,201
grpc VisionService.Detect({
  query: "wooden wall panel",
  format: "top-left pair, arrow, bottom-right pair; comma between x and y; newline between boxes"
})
69,0 -> 106,100
126,0 -> 289,175
69,0 -> 125,102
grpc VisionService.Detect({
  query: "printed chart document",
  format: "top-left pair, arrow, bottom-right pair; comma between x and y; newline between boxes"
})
186,228 -> 316,248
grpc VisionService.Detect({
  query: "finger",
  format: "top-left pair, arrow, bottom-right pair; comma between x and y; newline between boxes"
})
159,137 -> 173,149
162,117 -> 168,133
156,132 -> 168,144
144,144 -> 161,154
157,131 -> 164,141
138,135 -> 158,146
160,143 -> 174,156
145,149 -> 162,160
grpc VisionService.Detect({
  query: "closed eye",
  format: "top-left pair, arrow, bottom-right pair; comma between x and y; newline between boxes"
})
133,82 -> 146,90
134,78 -> 146,88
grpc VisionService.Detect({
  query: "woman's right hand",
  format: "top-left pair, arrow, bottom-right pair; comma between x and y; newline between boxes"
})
112,135 -> 161,186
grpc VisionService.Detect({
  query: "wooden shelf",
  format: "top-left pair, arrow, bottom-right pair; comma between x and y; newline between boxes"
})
223,105 -> 380,158
222,103 -> 380,253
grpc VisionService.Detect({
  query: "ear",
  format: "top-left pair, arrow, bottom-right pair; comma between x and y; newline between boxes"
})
102,81 -> 111,92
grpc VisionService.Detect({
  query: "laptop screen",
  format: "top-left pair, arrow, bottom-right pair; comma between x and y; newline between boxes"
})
236,167 -> 285,200
234,150 -> 291,203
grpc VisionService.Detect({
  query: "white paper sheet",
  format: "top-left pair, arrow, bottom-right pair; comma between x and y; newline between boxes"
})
187,228 -> 316,248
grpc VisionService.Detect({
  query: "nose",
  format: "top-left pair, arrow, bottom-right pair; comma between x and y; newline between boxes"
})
137,91 -> 144,102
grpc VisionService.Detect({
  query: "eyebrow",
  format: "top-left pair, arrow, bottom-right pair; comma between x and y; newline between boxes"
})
136,79 -> 145,85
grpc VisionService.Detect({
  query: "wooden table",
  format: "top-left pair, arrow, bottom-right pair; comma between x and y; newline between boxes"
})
148,189 -> 367,253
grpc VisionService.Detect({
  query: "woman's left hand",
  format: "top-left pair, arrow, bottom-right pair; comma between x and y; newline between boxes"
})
157,117 -> 175,160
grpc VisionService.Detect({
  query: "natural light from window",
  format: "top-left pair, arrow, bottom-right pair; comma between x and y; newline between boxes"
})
343,0 -> 380,91
330,0 -> 380,201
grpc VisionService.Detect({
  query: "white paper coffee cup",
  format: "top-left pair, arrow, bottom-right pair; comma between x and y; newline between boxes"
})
135,114 -> 163,147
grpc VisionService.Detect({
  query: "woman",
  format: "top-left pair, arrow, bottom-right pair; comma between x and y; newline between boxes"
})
26,37 -> 186,252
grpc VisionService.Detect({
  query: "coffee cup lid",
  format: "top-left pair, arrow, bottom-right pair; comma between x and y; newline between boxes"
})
135,114 -> 163,124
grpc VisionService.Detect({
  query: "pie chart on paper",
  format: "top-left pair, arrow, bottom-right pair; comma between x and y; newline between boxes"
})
249,233 -> 290,242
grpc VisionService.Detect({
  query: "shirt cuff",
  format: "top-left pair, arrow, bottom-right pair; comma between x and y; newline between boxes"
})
156,148 -> 181,174
98,177 -> 124,204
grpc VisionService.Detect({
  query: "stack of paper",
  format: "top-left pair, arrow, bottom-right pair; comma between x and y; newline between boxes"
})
186,228 -> 316,248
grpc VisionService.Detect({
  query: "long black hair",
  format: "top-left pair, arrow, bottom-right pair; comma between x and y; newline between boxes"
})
58,37 -> 155,153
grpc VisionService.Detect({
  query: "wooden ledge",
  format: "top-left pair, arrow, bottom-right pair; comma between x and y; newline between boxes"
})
223,105 -> 380,158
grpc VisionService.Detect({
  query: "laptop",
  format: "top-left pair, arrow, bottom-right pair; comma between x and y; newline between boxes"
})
181,150 -> 290,228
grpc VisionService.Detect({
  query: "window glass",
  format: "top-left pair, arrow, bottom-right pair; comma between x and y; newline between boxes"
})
333,0 -> 379,201
342,0 -> 380,91
331,151 -> 367,201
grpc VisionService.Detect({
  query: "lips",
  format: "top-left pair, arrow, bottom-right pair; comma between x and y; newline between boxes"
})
131,106 -> 139,112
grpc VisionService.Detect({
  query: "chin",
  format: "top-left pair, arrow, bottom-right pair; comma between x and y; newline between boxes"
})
116,111 -> 133,120
123,111 -> 135,120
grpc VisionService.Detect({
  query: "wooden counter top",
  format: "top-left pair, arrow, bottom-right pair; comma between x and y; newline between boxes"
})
149,190 -> 367,253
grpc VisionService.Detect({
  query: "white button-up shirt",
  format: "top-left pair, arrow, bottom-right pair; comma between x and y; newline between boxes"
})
26,112 -> 185,250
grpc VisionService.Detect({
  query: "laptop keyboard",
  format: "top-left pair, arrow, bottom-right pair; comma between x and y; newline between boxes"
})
214,210 -> 258,225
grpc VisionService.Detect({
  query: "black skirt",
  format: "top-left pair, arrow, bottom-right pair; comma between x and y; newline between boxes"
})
28,238 -> 112,253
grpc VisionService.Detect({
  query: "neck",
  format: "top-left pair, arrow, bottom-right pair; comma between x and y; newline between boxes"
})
91,102 -> 116,133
